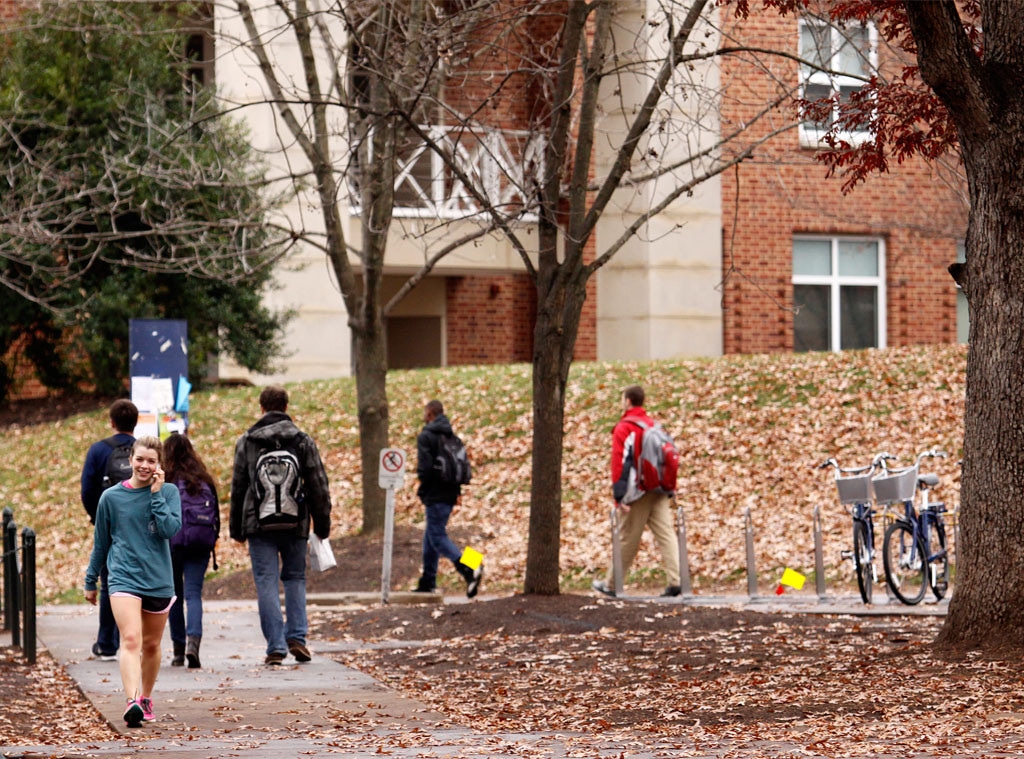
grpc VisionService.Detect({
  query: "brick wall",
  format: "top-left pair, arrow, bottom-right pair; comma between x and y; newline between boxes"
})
446,274 -> 535,364
718,9 -> 968,354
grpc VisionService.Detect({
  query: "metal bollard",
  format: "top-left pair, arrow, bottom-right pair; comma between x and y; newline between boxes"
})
675,500 -> 693,598
22,528 -> 36,664
744,508 -> 758,600
611,506 -> 624,597
6,518 -> 19,647
813,505 -> 827,601
2,507 -> 11,629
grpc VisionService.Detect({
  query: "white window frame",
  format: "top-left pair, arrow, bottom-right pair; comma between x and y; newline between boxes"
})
798,18 -> 878,147
792,236 -> 887,352
956,239 -> 969,343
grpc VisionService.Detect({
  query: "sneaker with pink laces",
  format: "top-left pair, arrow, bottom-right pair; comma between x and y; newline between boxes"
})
140,696 -> 155,722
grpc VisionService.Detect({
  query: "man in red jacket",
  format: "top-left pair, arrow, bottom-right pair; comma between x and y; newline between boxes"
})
592,385 -> 681,598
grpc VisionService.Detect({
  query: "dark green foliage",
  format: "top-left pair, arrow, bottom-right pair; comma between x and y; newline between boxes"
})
0,1 -> 287,400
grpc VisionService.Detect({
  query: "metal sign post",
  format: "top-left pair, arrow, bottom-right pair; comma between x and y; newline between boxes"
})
378,448 -> 406,605
611,506 -> 624,597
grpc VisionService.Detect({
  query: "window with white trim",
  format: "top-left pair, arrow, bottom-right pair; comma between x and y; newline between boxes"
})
799,19 -> 876,144
956,240 -> 969,343
793,238 -> 886,352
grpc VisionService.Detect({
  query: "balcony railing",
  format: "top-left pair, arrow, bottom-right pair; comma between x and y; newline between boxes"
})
349,125 -> 544,221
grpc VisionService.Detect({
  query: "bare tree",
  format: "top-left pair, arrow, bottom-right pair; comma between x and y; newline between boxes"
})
216,0 -> 881,581
0,0 -> 289,397
0,1 -> 289,311
399,0 -> 816,592
219,1 -> 506,530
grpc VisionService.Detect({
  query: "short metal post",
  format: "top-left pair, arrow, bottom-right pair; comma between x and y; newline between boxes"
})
813,505 -> 827,601
22,528 -> 36,664
675,500 -> 693,598
6,518 -> 20,647
745,508 -> 758,600
380,487 -> 396,605
611,506 -> 624,597
2,507 -> 11,628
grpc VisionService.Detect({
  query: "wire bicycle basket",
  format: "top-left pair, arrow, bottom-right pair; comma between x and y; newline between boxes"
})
834,472 -> 874,504
871,464 -> 919,505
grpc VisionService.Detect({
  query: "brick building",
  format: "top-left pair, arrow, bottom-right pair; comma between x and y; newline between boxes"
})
213,2 -> 964,385
717,7 -> 968,354
1,2 -> 967,395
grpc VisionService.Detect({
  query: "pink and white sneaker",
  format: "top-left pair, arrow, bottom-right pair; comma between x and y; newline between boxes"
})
140,696 -> 155,722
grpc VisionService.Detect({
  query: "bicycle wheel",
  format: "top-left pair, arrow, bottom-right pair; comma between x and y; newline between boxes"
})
852,520 -> 873,604
883,521 -> 927,605
928,516 -> 950,600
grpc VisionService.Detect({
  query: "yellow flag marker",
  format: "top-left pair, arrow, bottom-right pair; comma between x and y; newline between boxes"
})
777,567 -> 806,594
460,546 -> 484,570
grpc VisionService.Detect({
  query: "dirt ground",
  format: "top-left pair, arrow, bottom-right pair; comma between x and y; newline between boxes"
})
5,395 -> 1024,754
6,529 -> 1024,754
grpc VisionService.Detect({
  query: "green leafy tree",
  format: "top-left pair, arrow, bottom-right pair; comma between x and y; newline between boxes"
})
0,0 -> 287,399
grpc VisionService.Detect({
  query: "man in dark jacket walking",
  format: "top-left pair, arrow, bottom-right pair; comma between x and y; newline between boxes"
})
415,399 -> 482,597
80,398 -> 138,661
229,386 -> 331,665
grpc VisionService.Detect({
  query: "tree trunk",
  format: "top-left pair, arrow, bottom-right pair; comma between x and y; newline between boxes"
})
524,242 -> 589,594
936,130 -> 1024,648
901,0 -> 1024,649
353,326 -> 389,534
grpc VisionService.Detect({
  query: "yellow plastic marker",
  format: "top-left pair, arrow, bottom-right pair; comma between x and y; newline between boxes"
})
780,567 -> 806,590
460,546 -> 484,570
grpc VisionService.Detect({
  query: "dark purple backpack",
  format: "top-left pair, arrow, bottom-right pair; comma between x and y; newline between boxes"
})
170,480 -> 219,552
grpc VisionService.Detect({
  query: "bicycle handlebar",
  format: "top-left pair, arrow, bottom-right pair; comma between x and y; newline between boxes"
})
817,455 -> 887,476
916,449 -> 948,465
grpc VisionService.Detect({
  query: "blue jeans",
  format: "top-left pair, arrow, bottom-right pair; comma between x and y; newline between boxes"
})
247,534 -> 308,655
97,565 -> 119,654
169,548 -> 211,643
421,501 -> 462,588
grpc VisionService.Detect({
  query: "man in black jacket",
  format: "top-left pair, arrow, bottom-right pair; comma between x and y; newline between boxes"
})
415,399 -> 482,597
230,386 -> 332,665
80,399 -> 137,661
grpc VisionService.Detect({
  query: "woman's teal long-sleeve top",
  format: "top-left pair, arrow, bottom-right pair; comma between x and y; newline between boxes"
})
84,482 -> 181,598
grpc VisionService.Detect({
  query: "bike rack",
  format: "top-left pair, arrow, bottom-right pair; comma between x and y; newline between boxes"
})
744,507 -> 759,600
610,506 -> 624,597
813,505 -> 827,602
676,500 -> 693,598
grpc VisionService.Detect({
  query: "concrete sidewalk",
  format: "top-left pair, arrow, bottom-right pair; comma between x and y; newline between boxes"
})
1,591 -> 949,758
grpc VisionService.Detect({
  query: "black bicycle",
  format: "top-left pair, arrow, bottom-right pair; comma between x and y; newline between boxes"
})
875,450 -> 950,605
819,453 -> 890,604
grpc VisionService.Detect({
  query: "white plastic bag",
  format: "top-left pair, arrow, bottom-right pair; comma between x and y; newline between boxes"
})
308,534 -> 336,572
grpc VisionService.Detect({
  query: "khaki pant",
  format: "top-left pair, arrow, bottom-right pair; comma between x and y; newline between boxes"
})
605,490 -> 680,588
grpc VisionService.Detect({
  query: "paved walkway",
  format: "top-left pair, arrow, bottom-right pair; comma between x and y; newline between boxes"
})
1,591 -> 949,758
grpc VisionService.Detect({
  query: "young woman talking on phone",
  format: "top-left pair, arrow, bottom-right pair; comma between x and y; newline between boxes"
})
84,436 -> 181,727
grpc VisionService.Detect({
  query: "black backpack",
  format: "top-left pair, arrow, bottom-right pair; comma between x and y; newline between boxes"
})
101,436 -> 134,490
253,443 -> 305,530
434,433 -> 472,486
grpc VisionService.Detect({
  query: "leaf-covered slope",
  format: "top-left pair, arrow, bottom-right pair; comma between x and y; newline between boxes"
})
1,344 -> 965,600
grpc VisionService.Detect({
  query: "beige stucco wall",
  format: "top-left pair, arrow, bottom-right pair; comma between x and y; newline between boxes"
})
212,7 -> 527,384
214,2 -> 722,383
595,0 -> 724,362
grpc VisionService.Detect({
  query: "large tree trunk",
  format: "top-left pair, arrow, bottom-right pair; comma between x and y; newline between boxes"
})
937,132 -> 1024,648
524,240 -> 589,594
903,0 -> 1024,648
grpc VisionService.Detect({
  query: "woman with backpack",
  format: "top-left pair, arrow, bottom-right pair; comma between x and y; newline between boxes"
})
164,433 -> 220,669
